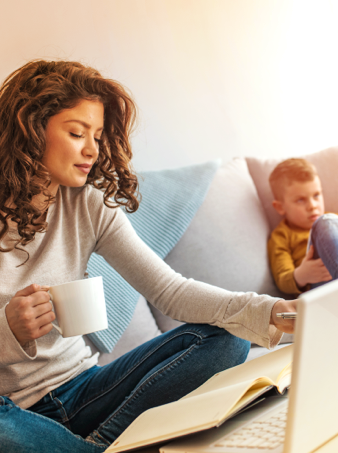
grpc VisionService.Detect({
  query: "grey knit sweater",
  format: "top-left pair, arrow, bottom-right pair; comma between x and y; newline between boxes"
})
0,185 -> 283,409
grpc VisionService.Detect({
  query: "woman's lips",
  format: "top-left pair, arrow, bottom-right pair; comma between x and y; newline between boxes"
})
74,165 -> 91,174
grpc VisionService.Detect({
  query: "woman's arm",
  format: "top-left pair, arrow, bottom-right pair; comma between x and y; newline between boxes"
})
89,190 -> 293,349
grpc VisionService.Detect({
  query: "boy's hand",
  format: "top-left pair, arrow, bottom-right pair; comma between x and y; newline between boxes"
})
270,299 -> 297,334
293,245 -> 332,289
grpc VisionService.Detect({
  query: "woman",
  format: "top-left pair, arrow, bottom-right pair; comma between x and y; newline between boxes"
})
0,60 -> 296,453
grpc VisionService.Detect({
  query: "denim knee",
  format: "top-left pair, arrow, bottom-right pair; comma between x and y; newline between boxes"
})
188,324 -> 250,371
212,328 -> 250,368
312,213 -> 338,238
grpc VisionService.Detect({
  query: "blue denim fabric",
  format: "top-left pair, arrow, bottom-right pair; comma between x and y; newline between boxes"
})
0,396 -> 103,453
0,323 -> 250,453
309,213 -> 338,288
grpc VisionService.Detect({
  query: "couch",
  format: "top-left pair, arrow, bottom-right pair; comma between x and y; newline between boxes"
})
84,146 -> 338,364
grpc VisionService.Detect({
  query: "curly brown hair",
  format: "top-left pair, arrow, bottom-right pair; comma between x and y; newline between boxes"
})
0,59 -> 139,262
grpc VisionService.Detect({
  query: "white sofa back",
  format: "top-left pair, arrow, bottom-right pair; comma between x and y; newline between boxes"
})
85,147 -> 338,363
246,146 -> 338,230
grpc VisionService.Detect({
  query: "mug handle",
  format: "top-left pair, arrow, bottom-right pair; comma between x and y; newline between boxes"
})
48,291 -> 63,335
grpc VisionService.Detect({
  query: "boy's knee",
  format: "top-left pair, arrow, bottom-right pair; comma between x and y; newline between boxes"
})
312,213 -> 338,236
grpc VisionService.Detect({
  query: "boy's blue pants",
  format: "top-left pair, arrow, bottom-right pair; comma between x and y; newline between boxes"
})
310,213 -> 338,287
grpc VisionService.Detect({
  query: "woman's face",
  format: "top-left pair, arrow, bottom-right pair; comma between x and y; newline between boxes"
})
42,99 -> 104,194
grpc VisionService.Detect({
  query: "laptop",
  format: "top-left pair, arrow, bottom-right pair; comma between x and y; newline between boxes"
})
160,278 -> 338,453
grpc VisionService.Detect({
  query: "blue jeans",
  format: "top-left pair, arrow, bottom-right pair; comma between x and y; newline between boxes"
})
0,323 -> 250,453
310,213 -> 338,288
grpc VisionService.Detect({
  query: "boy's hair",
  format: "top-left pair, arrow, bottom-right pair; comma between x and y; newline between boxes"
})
269,158 -> 318,200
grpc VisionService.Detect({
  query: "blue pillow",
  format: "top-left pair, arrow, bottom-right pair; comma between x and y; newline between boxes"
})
87,160 -> 220,353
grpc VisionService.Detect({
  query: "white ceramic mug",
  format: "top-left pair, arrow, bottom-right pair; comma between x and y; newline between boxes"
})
48,276 -> 108,337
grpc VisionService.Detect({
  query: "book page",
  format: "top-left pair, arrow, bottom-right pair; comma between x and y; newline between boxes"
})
106,379 -> 268,453
105,345 -> 293,453
225,383 -> 274,422
182,344 -> 293,400
276,362 -> 292,392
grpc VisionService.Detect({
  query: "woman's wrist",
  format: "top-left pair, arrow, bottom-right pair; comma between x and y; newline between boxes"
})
270,299 -> 297,334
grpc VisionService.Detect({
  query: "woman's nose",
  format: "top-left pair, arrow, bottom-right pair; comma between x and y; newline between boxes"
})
83,137 -> 99,160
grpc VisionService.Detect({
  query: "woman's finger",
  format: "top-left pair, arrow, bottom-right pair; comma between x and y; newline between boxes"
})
34,301 -> 55,319
35,311 -> 56,328
15,284 -> 42,298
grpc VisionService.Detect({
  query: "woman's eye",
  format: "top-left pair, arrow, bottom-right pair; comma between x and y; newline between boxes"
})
70,132 -> 83,138
94,138 -> 102,144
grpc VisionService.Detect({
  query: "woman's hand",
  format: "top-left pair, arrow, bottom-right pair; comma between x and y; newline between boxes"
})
5,284 -> 55,346
270,299 -> 297,334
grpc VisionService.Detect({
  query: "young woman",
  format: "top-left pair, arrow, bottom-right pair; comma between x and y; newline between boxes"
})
0,60 -> 296,453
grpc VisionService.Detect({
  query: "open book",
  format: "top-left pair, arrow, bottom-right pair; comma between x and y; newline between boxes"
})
105,344 -> 293,453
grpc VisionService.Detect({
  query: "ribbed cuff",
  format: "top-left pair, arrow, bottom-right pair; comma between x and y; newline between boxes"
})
0,304 -> 37,365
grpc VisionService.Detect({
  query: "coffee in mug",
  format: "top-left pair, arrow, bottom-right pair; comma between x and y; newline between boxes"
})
48,276 -> 108,337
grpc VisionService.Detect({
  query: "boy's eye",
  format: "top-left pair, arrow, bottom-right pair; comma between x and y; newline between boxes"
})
296,198 -> 305,203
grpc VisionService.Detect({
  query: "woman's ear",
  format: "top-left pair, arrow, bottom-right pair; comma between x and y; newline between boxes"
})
272,199 -> 285,216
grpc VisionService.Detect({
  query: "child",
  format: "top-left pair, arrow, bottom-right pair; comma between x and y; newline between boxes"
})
268,158 -> 336,294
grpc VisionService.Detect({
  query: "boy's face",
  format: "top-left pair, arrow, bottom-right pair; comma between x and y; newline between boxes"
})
273,176 -> 324,230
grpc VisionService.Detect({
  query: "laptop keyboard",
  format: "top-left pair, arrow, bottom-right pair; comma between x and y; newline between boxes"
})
214,406 -> 287,449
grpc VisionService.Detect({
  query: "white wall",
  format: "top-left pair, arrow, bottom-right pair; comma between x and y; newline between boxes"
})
1,0 -> 338,170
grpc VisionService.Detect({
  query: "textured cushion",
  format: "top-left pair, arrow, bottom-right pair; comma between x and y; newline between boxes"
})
87,161 -> 219,353
84,295 -> 161,365
246,147 -> 338,231
149,158 -> 286,337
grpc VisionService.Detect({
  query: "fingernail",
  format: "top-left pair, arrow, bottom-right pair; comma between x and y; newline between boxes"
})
40,285 -> 50,291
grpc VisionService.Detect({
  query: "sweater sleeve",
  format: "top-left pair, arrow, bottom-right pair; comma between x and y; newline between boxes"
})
0,305 -> 37,366
88,188 -> 283,349
268,227 -> 301,295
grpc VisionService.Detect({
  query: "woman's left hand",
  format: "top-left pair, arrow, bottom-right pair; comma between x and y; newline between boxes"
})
270,299 -> 297,334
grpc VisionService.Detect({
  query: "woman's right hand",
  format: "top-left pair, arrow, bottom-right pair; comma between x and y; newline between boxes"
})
270,298 -> 297,334
5,284 -> 55,346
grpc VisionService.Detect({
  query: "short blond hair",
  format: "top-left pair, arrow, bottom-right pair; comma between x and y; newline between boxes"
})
269,158 -> 318,200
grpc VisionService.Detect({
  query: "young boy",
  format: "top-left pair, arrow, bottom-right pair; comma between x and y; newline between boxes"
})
268,158 -> 336,294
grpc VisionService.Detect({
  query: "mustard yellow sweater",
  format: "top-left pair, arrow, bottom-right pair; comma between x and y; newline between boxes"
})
268,219 -> 310,294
